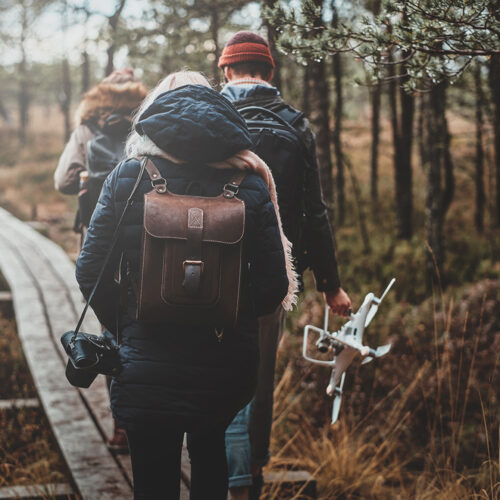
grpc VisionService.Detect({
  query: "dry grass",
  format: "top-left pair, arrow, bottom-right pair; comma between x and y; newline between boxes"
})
265,279 -> 499,499
0,306 -> 70,490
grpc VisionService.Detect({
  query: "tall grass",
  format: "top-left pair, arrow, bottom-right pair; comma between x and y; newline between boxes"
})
265,280 -> 499,499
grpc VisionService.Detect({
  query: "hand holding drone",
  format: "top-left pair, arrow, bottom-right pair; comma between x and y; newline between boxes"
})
302,279 -> 396,424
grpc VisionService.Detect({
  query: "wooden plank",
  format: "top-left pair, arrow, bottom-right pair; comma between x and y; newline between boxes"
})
0,211 -> 114,438
0,209 -> 133,500
0,208 -> 190,498
263,470 -> 317,499
0,398 -> 39,410
0,483 -> 74,500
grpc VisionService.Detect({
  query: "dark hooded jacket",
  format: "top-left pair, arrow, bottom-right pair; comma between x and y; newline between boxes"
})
75,85 -> 289,428
221,84 -> 341,292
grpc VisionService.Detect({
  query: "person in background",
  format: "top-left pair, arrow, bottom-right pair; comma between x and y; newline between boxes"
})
218,31 -> 352,500
75,71 -> 293,500
54,68 -> 148,453
54,68 -> 147,195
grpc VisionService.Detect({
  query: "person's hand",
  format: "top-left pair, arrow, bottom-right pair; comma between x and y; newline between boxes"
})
324,288 -> 352,317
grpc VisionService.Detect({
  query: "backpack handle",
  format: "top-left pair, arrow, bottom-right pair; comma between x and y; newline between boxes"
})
237,106 -> 313,169
237,106 -> 298,134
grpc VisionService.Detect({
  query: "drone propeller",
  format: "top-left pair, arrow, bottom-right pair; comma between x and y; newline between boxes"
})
364,278 -> 396,327
330,372 -> 346,424
375,344 -> 391,357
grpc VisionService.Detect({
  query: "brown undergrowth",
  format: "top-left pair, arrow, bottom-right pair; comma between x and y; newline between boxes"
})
264,279 -> 499,499
0,289 -> 70,490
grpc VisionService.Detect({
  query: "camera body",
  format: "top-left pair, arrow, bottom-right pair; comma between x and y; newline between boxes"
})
61,330 -> 120,388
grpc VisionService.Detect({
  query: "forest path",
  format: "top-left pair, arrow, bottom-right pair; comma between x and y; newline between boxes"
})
0,207 -> 190,500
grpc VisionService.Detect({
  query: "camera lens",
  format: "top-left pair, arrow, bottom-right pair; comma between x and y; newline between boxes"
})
316,338 -> 329,353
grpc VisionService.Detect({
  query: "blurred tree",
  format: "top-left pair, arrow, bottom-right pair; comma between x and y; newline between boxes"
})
308,0 -> 335,223
1,0 -> 54,144
74,0 -> 92,93
192,0 -> 252,86
126,0 -> 251,87
366,0 -> 382,204
490,54 -> 500,227
266,0 -> 500,273
105,0 -> 127,76
331,0 -> 345,226
423,81 -> 455,281
59,0 -> 71,141
263,0 -> 282,89
474,63 -> 486,233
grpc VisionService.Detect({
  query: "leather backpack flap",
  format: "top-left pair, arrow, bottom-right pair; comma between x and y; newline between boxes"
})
143,190 -> 245,307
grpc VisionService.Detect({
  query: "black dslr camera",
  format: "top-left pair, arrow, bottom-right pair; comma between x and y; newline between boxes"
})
61,330 -> 120,388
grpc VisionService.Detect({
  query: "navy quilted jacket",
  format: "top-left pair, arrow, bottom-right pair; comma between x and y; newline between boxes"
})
75,85 -> 289,427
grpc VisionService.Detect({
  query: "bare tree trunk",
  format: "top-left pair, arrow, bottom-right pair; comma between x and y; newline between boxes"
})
81,0 -> 91,93
424,81 -> 452,284
398,69 -> 414,237
490,53 -> 500,227
210,8 -> 220,87
331,1 -> 344,226
309,60 -> 334,223
424,84 -> 444,283
388,50 -> 414,239
105,0 -> 127,76
417,93 -> 428,171
302,65 -> 310,117
105,45 -> 115,77
0,100 -> 10,124
475,63 -> 485,232
308,0 -> 334,222
263,0 -> 282,89
370,80 -> 381,203
81,50 -> 90,93
60,1 -> 71,141
344,157 -> 371,253
61,58 -> 72,141
368,0 -> 382,204
441,85 -> 454,217
18,6 -> 29,145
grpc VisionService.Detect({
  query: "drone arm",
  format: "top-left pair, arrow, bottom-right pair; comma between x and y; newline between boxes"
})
302,325 -> 336,366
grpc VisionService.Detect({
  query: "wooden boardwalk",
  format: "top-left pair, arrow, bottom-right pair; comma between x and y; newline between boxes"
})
0,207 -> 190,500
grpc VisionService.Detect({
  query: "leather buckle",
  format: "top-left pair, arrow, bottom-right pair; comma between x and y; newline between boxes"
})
151,177 -> 167,193
223,183 -> 239,198
183,260 -> 204,271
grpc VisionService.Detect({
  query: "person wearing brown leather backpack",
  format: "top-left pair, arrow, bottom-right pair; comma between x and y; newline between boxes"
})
75,71 -> 295,500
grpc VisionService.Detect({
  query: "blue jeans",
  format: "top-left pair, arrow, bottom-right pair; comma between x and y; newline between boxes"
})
225,307 -> 285,488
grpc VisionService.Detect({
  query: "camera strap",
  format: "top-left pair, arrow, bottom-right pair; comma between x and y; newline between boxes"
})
71,157 -> 148,343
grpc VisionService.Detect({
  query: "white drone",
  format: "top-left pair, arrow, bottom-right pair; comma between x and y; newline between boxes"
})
302,279 -> 396,424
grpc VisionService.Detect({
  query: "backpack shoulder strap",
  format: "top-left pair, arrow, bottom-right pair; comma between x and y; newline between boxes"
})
222,170 -> 247,199
143,157 -> 168,194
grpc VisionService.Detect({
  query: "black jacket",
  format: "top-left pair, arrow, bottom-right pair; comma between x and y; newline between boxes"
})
221,84 -> 341,292
75,85 -> 289,428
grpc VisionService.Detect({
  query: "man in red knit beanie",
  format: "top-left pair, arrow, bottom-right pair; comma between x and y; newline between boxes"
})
219,31 -> 351,500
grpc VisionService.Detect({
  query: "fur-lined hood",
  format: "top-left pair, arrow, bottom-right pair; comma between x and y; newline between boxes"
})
74,81 -> 148,126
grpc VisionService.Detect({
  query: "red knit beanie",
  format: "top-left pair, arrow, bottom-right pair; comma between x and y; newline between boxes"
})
218,31 -> 275,69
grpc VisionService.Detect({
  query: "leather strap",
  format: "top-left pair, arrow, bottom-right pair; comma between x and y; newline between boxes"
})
144,158 -> 167,193
222,171 -> 247,198
71,158 -> 147,344
183,208 -> 204,295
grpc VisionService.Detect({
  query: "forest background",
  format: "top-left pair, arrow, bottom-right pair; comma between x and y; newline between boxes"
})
0,0 -> 498,498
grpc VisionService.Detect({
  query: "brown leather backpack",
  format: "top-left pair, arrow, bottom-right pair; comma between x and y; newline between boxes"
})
137,158 -> 246,331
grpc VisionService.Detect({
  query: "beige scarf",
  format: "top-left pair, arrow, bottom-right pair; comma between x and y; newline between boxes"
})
208,149 -> 299,311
